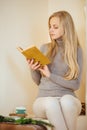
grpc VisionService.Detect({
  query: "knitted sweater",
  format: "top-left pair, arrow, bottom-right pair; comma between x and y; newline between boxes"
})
30,42 -> 83,97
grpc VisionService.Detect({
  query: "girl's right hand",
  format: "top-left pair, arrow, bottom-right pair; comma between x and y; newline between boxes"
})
27,59 -> 41,70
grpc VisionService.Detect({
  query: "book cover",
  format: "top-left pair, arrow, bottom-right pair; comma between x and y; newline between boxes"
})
17,46 -> 51,65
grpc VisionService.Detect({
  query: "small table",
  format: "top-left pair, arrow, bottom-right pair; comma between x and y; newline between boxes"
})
9,113 -> 28,118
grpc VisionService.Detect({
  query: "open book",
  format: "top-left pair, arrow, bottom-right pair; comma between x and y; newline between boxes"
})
17,46 -> 51,65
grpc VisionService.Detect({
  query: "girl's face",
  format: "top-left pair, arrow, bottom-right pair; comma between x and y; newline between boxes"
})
49,17 -> 64,40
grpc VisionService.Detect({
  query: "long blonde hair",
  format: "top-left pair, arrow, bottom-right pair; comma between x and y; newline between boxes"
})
47,11 -> 80,80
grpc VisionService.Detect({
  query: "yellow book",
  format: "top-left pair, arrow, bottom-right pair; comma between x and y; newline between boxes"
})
17,46 -> 51,65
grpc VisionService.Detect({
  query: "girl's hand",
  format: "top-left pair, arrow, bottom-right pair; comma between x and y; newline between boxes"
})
27,59 -> 41,70
39,65 -> 51,77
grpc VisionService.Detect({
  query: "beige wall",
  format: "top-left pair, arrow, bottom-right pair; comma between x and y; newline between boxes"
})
0,0 -> 48,116
0,0 -> 86,116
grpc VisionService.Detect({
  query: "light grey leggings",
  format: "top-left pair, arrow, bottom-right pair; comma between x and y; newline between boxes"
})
33,95 -> 81,130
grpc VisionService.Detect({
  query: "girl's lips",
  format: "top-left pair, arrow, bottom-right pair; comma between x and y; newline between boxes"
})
50,34 -> 55,36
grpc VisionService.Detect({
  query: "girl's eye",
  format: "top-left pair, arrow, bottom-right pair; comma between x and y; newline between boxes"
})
49,25 -> 59,29
54,26 -> 58,29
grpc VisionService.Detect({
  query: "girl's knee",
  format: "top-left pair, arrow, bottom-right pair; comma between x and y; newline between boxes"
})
60,95 -> 75,105
33,97 -> 59,112
60,95 -> 80,106
33,98 -> 47,118
44,97 -> 59,109
60,95 -> 81,114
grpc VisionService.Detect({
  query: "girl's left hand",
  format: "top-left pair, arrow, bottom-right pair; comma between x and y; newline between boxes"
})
38,65 -> 51,77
